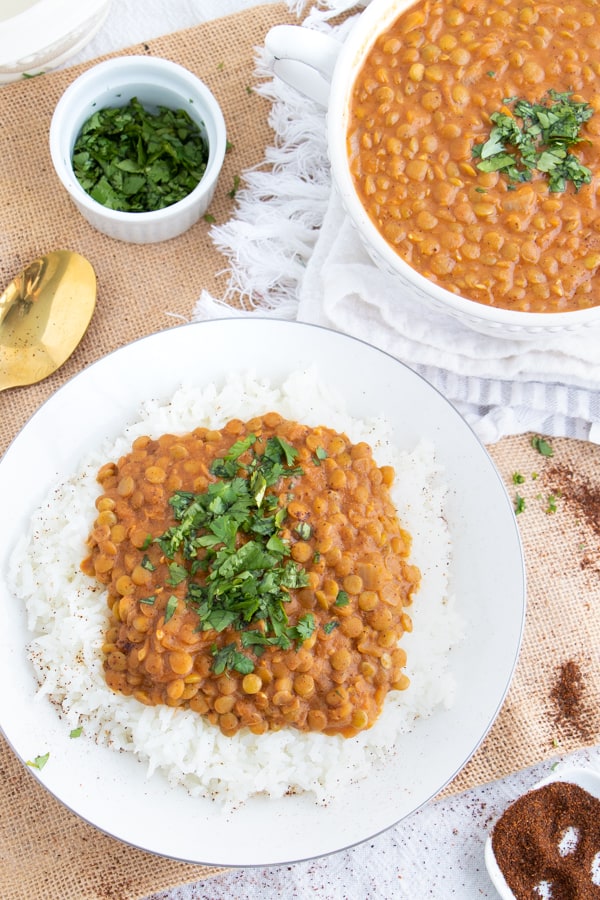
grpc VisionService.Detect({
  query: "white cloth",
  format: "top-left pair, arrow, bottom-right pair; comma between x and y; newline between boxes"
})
57,4 -> 600,900
299,188 -> 600,444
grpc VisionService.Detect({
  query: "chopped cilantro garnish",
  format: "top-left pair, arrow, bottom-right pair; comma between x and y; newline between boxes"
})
473,90 -> 593,191
141,554 -> 155,571
69,726 -> 83,739
164,595 -> 179,623
334,590 -> 350,607
27,752 -> 49,770
295,521 -> 312,540
154,435 -> 310,673
531,435 -> 554,457
228,174 -> 241,199
514,494 -> 526,515
512,472 -> 525,485
323,621 -> 339,634
211,643 -> 255,676
72,97 -> 209,212
293,613 -> 316,643
166,562 -> 187,586
313,446 -> 328,466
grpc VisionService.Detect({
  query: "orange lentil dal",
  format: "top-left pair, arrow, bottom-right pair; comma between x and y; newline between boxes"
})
81,413 -> 420,739
347,0 -> 600,312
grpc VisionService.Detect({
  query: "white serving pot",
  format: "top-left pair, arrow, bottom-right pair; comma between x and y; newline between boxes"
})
265,0 -> 600,339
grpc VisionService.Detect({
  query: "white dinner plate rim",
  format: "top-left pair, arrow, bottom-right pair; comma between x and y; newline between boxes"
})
0,318 -> 526,866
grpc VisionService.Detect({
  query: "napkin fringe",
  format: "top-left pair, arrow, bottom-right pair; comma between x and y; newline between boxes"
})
194,11 -> 357,322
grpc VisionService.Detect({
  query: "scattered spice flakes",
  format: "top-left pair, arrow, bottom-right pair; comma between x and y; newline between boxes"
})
550,659 -> 596,743
542,461 -> 600,573
544,463 -> 600,537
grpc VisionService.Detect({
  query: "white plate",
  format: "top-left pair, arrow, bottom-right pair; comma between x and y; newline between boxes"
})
0,319 -> 525,867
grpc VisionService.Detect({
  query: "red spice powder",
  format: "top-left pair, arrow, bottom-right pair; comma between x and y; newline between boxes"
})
550,659 -> 595,744
492,780 -> 600,899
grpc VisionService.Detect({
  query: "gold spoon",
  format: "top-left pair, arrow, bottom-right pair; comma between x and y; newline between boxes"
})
0,250 -> 96,391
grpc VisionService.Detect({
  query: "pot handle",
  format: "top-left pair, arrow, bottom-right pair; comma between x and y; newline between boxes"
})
264,25 -> 342,107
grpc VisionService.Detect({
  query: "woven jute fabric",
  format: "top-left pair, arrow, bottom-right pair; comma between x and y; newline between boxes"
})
0,6 -> 293,900
0,4 -> 599,898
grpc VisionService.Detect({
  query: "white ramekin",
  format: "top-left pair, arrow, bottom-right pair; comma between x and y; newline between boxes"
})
49,55 -> 227,244
265,1 -> 600,339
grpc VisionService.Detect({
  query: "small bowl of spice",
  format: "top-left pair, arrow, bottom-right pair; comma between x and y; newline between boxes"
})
49,55 -> 227,243
485,765 -> 600,899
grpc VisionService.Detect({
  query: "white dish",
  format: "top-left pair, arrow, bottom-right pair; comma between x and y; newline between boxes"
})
0,0 -> 111,83
0,319 -> 525,866
49,56 -> 227,244
485,765 -> 600,899
265,3 -> 600,339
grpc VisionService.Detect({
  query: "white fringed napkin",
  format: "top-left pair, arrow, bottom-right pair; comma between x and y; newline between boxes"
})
194,0 -> 600,445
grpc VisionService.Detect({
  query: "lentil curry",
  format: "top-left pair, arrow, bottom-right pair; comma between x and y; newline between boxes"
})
81,414 -> 420,738
347,0 -> 600,312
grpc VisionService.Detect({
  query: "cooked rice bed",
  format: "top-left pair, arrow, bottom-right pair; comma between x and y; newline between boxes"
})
82,412 -> 420,738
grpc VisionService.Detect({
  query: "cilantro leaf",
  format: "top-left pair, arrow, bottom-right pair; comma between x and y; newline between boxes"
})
27,752 -> 50,771
531,435 -> 554,457
211,643 -> 255,676
473,91 -> 593,192
166,562 -> 187,586
164,594 -> 179,623
334,590 -> 350,607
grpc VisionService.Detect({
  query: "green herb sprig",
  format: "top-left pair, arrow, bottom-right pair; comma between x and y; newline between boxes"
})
27,752 -> 50,770
531,435 -> 554,457
72,97 -> 209,212
473,90 -> 593,192
154,434 -> 316,674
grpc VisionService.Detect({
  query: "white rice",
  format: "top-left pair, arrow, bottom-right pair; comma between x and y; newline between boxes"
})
8,368 -> 462,806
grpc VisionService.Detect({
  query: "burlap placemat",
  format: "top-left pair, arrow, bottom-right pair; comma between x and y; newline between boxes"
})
0,4 -> 599,898
0,6 -> 294,900
448,433 -> 600,794
0,3 -> 300,460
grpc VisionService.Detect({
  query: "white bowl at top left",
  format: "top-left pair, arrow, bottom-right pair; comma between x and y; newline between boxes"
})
0,0 -> 112,83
